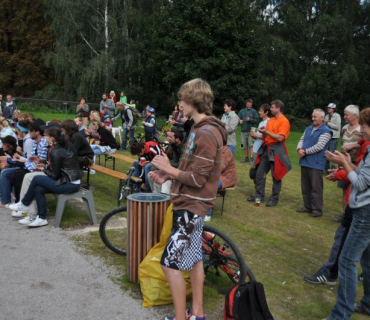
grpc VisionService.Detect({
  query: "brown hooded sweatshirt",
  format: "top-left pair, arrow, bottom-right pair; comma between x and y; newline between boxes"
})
170,116 -> 227,217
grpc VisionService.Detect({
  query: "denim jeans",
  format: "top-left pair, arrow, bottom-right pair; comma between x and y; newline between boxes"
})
122,127 -> 135,150
206,180 -> 223,216
22,175 -> 80,219
331,203 -> 370,320
227,145 -> 236,157
0,167 -> 20,203
133,161 -> 152,191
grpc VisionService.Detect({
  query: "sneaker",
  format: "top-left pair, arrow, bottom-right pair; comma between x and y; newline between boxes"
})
309,211 -> 323,218
333,214 -> 344,222
89,169 -> 96,174
204,216 -> 212,222
240,158 -> 250,163
11,211 -> 25,218
189,315 -> 206,320
247,195 -> 264,203
303,271 -> 337,285
0,202 -> 10,208
18,216 -> 33,226
28,216 -> 48,228
9,202 -> 30,212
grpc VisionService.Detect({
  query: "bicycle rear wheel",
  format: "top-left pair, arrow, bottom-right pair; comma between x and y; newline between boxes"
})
99,206 -> 128,255
202,225 -> 255,291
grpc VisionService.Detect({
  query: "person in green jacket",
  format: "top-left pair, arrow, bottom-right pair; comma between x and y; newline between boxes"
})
238,99 -> 259,162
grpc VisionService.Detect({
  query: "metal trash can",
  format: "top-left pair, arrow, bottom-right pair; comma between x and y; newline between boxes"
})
127,193 -> 170,283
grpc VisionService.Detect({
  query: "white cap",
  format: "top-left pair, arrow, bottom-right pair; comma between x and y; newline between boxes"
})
327,103 -> 336,109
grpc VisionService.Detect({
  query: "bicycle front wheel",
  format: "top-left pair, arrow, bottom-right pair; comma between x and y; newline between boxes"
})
202,225 -> 256,291
99,206 -> 128,255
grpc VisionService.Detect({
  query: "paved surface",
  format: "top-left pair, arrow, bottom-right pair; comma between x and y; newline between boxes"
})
0,208 -> 161,320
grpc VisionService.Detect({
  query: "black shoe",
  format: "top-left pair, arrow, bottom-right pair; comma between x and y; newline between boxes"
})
240,158 -> 250,163
355,303 -> 369,315
296,207 -> 312,213
309,211 -> 323,218
266,200 -> 277,207
303,271 -> 337,286
333,214 -> 345,222
247,195 -> 264,203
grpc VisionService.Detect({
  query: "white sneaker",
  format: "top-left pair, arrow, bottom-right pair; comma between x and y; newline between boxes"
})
9,202 -> 30,212
28,216 -> 48,228
204,215 -> 212,222
19,216 -> 33,225
89,169 -> 96,174
11,211 -> 25,218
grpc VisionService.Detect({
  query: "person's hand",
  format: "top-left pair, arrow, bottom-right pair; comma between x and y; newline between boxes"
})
95,140 -> 100,145
29,155 -> 41,164
297,149 -> 306,158
13,153 -> 21,160
148,170 -> 172,184
151,153 -> 171,172
326,169 -> 338,181
258,126 -> 266,133
16,146 -> 22,154
342,144 -> 356,153
250,132 -> 257,139
325,150 -> 349,165
36,163 -> 46,170
85,129 -> 91,136
246,116 -> 250,122
140,160 -> 149,167
127,126 -> 131,130
142,121 -> 146,125
182,116 -> 188,123
239,120 -> 243,124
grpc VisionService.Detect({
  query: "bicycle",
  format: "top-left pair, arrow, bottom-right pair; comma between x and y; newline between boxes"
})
99,205 -> 255,289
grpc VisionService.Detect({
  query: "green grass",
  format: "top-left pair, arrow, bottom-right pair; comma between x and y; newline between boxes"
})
27,110 -> 367,320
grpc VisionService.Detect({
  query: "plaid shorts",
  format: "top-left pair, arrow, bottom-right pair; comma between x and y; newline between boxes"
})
161,210 -> 204,271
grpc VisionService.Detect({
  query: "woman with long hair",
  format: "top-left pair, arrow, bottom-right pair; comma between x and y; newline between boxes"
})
9,127 -> 83,227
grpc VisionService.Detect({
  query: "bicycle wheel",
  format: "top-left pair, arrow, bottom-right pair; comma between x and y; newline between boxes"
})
99,206 -> 128,255
202,225 -> 255,291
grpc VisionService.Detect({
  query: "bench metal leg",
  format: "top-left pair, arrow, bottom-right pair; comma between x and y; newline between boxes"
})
54,196 -> 67,228
219,190 -> 226,216
118,180 -> 124,206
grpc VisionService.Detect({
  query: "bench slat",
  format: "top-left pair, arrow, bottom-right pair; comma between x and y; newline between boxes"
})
90,164 -> 142,183
110,153 -> 137,163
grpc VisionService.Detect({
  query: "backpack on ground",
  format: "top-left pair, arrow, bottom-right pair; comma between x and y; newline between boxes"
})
224,281 -> 274,320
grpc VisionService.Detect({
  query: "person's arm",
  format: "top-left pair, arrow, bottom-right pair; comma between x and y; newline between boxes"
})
83,104 -> 89,112
44,150 -> 63,180
250,110 -> 259,124
296,130 -> 306,150
144,118 -> 155,127
225,115 -> 239,134
100,101 -> 104,113
259,127 -> 285,142
305,132 -> 332,155
327,114 -> 341,131
127,109 -> 134,127
114,112 -> 121,121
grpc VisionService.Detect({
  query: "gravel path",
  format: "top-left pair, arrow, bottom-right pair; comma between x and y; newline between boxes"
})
0,208 -> 162,320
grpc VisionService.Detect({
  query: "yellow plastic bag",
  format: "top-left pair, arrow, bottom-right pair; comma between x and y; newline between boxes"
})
139,204 -> 192,307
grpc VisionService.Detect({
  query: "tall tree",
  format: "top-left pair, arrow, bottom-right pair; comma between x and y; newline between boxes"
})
0,0 -> 54,96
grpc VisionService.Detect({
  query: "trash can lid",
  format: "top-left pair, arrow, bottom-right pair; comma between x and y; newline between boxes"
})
127,193 -> 170,203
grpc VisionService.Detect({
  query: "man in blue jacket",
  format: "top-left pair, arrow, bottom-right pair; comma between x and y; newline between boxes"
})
296,109 -> 332,217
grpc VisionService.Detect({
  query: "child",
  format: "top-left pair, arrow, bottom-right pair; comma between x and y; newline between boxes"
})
103,114 -> 113,131
150,78 -> 227,320
142,107 -> 156,141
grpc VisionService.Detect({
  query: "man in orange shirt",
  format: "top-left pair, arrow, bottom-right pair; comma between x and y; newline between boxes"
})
249,100 -> 291,207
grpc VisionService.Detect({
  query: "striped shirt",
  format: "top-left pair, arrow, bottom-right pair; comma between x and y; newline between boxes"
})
24,137 -> 49,171
297,128 -> 331,155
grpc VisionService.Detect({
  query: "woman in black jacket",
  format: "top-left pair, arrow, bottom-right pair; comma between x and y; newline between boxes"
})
10,127 -> 83,228
90,120 -> 118,155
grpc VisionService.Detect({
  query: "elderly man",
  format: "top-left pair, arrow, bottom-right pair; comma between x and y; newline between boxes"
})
3,95 -> 17,120
296,109 -> 332,217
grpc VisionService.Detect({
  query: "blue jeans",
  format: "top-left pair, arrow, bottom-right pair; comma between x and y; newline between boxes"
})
122,127 -> 135,150
320,224 -> 346,278
331,204 -> 370,319
133,161 -> 152,192
206,180 -> 223,216
0,167 -> 20,203
22,176 -> 80,219
227,145 -> 236,157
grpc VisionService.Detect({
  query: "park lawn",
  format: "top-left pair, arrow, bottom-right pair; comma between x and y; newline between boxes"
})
25,110 -> 366,320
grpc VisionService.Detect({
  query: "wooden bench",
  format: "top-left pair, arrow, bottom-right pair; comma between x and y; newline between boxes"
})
102,152 -> 137,169
217,187 -> 236,215
87,164 -> 142,205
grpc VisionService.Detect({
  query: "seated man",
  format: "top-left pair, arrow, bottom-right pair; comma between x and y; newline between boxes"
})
130,141 -> 162,192
205,143 -> 237,222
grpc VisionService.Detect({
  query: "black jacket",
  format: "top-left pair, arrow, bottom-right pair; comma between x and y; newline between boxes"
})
97,126 -> 118,148
44,144 -> 83,185
70,131 -> 94,160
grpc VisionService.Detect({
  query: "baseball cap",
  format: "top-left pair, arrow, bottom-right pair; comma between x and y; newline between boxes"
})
1,135 -> 17,149
147,107 -> 155,113
30,119 -> 46,133
327,103 -> 336,109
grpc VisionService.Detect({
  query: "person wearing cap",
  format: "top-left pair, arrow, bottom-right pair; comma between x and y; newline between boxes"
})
142,106 -> 157,142
114,101 -> 138,150
324,103 -> 342,172
103,114 -> 113,131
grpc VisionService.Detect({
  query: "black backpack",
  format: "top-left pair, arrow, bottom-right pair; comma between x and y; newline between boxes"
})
224,282 -> 274,320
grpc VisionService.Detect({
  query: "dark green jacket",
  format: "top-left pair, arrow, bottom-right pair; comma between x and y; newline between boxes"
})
238,108 -> 259,132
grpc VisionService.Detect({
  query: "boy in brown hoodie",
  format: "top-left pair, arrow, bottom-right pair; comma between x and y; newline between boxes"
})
150,78 -> 227,320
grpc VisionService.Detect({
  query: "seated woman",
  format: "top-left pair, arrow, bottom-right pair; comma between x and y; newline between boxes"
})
205,144 -> 237,222
0,116 -> 17,148
9,127 -> 83,228
130,141 -> 162,192
89,120 -> 118,156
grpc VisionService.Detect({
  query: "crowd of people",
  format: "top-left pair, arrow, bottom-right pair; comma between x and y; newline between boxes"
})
1,84 -> 370,320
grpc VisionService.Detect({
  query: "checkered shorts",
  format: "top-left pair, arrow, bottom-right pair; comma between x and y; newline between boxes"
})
161,210 -> 204,271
